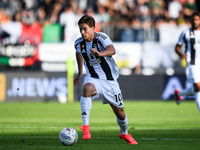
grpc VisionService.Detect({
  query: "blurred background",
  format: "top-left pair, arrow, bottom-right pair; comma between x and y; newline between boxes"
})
0,0 -> 199,102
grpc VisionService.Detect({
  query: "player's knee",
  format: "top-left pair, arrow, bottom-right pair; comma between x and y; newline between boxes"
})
82,84 -> 94,97
117,112 -> 126,120
194,83 -> 200,92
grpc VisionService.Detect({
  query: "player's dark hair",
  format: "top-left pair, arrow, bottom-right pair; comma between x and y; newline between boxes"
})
191,11 -> 200,18
78,15 -> 95,28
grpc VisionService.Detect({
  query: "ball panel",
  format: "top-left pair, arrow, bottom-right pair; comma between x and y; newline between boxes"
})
59,127 -> 78,146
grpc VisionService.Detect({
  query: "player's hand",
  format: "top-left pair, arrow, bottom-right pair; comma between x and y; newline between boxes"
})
74,74 -> 82,86
181,54 -> 187,59
90,48 -> 101,57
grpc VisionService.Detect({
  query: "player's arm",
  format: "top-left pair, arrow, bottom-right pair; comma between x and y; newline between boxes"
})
175,44 -> 187,59
90,44 -> 116,57
74,52 -> 84,86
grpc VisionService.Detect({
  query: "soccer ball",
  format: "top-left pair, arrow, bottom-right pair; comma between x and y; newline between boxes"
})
59,127 -> 78,146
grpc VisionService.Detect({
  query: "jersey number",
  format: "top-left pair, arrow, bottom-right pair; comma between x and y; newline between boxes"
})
115,93 -> 122,102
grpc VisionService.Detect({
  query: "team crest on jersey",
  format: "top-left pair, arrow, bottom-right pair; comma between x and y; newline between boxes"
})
190,31 -> 195,38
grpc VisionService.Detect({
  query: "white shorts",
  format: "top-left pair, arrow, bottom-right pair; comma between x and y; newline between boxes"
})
186,64 -> 200,84
83,76 -> 124,108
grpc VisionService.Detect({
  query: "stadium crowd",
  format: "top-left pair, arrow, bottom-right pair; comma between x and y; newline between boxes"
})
0,0 -> 199,74
0,0 -> 198,43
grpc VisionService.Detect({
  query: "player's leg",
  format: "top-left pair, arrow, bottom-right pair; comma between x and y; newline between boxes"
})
178,86 -> 194,96
109,104 -> 138,144
194,82 -> 200,113
175,66 -> 195,104
80,82 -> 97,140
101,80 -> 137,144
174,86 -> 194,104
109,104 -> 127,133
191,65 -> 200,113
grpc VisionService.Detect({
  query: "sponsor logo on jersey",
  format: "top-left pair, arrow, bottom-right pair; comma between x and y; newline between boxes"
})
89,58 -> 101,66
93,44 -> 97,49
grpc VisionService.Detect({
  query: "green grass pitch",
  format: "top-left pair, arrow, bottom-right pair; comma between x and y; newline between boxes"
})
0,100 -> 200,150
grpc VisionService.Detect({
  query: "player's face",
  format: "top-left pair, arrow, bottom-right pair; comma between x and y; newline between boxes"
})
79,23 -> 94,42
191,15 -> 200,29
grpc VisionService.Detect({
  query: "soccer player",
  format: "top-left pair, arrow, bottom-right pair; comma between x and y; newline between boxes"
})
174,11 -> 200,113
74,15 -> 138,144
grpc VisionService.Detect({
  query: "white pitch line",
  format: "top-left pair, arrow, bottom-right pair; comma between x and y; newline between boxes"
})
0,136 -> 199,141
1,126 -> 200,130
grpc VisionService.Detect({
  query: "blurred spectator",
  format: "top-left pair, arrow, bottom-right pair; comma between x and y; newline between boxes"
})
40,0 -> 55,19
97,0 -> 113,9
37,6 -> 47,25
0,0 -> 197,74
130,16 -> 145,42
20,9 -> 43,45
148,1 -> 165,41
59,4 -> 79,43
76,0 -> 88,10
182,0 -> 197,20
95,6 -> 110,27
0,8 -> 10,24
21,9 -> 35,25
120,16 -> 135,42
0,0 -> 195,44
135,5 -> 151,42
107,8 -> 123,41
8,0 -> 20,17
0,8 -> 21,44
0,0 -> 10,9
136,5 -> 151,24
177,11 -> 188,25
49,2 -> 62,23
168,0 -> 182,19
196,0 -> 200,12
109,9 -> 123,27
87,0 -> 98,12
149,3 -> 164,26
56,0 -> 69,11
112,0 -> 129,16
85,6 -> 101,32
23,0 -> 38,10
13,11 -> 22,22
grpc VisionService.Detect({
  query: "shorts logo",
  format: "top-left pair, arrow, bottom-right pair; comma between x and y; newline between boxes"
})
0,73 -> 6,102
82,111 -> 87,115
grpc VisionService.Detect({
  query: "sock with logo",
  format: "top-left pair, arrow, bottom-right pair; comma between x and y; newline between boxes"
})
80,96 -> 92,126
117,114 -> 128,135
179,86 -> 194,96
195,92 -> 200,113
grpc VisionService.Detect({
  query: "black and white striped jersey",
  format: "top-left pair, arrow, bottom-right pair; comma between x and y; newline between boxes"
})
74,32 -> 119,80
178,28 -> 200,65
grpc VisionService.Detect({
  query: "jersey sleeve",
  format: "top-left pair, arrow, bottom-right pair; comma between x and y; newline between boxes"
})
177,30 -> 186,45
74,37 -> 82,55
98,32 -> 113,48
